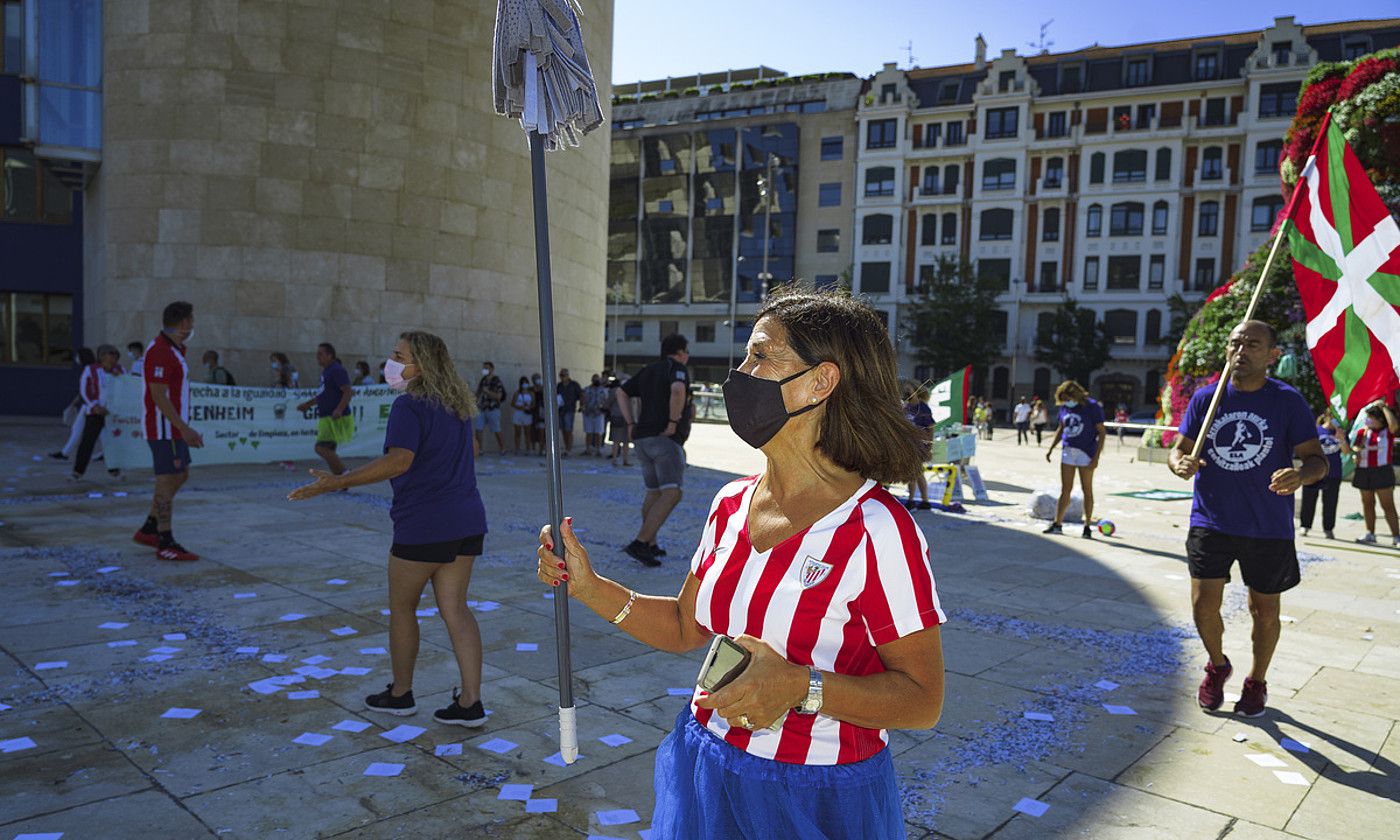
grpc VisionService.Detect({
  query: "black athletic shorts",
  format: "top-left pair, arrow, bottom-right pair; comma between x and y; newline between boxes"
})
1186,526 -> 1299,594
149,439 -> 192,475
390,534 -> 484,564
1352,465 -> 1396,491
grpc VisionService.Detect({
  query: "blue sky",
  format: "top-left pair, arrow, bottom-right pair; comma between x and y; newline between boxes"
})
610,1 -> 1375,83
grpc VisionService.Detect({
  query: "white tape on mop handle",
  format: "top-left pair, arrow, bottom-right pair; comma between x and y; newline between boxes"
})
558,705 -> 578,764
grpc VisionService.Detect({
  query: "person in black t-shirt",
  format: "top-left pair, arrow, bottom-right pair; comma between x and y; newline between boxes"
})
616,333 -> 692,566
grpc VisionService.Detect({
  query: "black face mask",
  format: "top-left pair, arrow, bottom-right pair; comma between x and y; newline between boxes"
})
722,366 -> 825,449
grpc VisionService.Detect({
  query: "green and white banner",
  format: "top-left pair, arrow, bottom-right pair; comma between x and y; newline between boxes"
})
926,365 -> 971,433
101,376 -> 400,470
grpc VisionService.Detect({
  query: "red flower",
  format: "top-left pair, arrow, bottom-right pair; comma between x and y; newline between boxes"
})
1297,76 -> 1342,118
1337,56 -> 1397,101
1205,280 -> 1234,303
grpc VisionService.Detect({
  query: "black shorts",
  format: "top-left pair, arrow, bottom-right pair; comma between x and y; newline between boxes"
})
1352,465 -> 1396,491
149,439 -> 192,475
390,534 -> 484,564
1186,527 -> 1299,594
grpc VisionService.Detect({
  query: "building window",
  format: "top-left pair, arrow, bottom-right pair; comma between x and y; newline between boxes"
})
1046,112 -> 1067,138
1039,260 -> 1058,292
1343,39 -> 1370,60
978,259 -> 1012,290
820,136 -> 844,160
998,70 -> 1016,93
881,83 -> 897,102
1034,365 -> 1053,398
1044,157 -> 1064,188
1151,200 -> 1169,235
2,0 -> 22,74
1145,368 -> 1161,400
940,212 -> 957,245
1203,97 -> 1226,126
979,208 -> 1014,241
920,213 -> 937,246
0,292 -> 73,365
1136,103 -> 1155,130
1086,204 -> 1103,238
1258,83 -> 1299,119
659,320 -> 680,340
943,164 -> 960,194
818,182 -> 842,206
1272,40 -> 1292,65
733,320 -> 753,344
0,148 -> 74,223
623,321 -> 643,342
862,214 -> 893,245
1042,207 -> 1060,242
922,123 -> 941,147
992,363 -> 1010,397
982,158 -> 1016,191
1155,147 -> 1172,182
1194,52 -> 1218,80
1109,202 -> 1144,236
946,121 -> 965,146
817,228 -> 840,253
1060,64 -> 1082,93
1252,196 -> 1285,232
1146,309 -> 1163,342
1198,200 -> 1219,236
1201,147 -> 1223,181
1104,309 -> 1138,345
1112,149 -> 1147,183
1194,258 -> 1216,291
921,168 -> 940,195
940,82 -> 959,103
1083,256 -> 1100,291
985,107 -> 1018,139
860,262 -> 891,294
866,118 -> 897,150
1089,152 -> 1105,184
1125,58 -> 1149,86
813,274 -> 840,291
1255,140 -> 1282,174
1113,105 -> 1132,132
864,167 -> 895,198
1107,255 -> 1141,290
695,322 -> 716,343
1148,254 -> 1165,290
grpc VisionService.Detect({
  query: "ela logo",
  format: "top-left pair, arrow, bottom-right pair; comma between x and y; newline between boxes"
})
1207,411 -> 1274,472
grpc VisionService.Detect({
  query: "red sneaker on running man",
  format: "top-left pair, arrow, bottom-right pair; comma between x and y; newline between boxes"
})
1197,658 -> 1232,711
156,542 -> 200,562
1234,677 -> 1267,718
133,528 -> 159,547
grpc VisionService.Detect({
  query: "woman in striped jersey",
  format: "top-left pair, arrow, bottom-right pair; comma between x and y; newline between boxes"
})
537,290 -> 944,839
1343,402 -> 1400,546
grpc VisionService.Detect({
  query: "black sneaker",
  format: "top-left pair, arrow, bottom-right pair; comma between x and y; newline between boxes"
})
917,500 -> 933,511
364,683 -> 417,716
1042,523 -> 1063,535
1082,524 -> 1094,539
434,689 -> 487,728
625,540 -> 661,568
48,451 -> 68,461
904,498 -> 916,511
648,543 -> 668,557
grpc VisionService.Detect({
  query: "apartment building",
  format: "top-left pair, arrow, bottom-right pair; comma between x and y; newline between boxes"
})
853,16 -> 1400,414
605,70 -> 862,384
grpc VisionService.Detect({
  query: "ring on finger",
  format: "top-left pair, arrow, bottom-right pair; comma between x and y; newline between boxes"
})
738,713 -> 753,729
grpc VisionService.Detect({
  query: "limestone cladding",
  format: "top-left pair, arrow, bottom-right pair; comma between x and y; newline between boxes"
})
89,0 -> 613,386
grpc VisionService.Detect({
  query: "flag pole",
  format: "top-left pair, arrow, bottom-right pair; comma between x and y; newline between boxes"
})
527,129 -> 578,764
1188,113 -> 1330,460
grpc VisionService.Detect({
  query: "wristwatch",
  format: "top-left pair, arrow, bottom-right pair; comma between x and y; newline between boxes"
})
794,667 -> 823,715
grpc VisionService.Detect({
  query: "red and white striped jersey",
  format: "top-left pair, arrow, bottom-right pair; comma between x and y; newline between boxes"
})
1354,427 -> 1393,469
687,475 -> 945,766
142,333 -> 189,441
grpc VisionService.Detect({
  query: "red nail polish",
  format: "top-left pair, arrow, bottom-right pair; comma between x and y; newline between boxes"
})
561,574 -> 568,581
551,580 -> 559,587
565,516 -> 572,524
557,562 -> 565,569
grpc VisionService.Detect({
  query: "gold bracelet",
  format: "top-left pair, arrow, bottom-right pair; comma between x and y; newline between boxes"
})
610,589 -> 638,625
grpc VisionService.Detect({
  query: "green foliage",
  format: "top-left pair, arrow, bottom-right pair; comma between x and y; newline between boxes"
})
902,256 -> 1005,379
1033,297 -> 1113,387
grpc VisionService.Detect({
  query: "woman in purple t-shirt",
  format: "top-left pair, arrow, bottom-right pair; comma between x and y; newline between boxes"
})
1043,380 -> 1107,538
289,330 -> 488,728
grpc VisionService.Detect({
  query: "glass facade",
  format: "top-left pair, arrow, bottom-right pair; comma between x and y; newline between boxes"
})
31,0 -> 103,150
609,123 -> 799,308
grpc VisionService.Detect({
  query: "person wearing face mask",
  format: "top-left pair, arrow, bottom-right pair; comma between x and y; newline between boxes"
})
1344,402 -> 1400,546
289,330 -> 488,728
1042,380 -> 1106,538
581,373 -> 610,457
511,376 -> 535,455
474,361 -> 507,455
534,290 -> 945,839
202,350 -> 235,385
126,341 -> 145,377
133,301 -> 205,562
352,360 -> 374,386
1169,320 -> 1328,719
614,333 -> 693,565
269,352 -> 294,389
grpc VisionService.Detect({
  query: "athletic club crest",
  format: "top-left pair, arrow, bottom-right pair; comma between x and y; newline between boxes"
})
799,555 -> 833,589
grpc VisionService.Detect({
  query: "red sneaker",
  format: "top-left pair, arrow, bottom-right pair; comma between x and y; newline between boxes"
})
133,530 -> 159,547
156,543 -> 199,562
1197,658 -> 1232,711
1234,677 -> 1268,718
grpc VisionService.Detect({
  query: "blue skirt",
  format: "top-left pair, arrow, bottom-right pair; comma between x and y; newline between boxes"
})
652,711 -> 905,840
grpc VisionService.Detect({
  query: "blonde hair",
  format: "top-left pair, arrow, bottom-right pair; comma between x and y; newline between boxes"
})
401,330 -> 477,420
1054,380 -> 1088,405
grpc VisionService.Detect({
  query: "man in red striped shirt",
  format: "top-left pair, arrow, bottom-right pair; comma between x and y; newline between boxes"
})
133,302 -> 204,562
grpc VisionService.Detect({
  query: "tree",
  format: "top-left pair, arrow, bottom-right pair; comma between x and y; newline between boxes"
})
1034,296 -> 1112,387
902,255 -> 1005,380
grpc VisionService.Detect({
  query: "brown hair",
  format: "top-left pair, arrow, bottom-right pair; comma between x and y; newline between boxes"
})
1054,380 -> 1088,404
756,289 -> 927,484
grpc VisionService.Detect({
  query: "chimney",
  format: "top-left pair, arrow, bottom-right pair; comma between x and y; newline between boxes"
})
975,34 -> 987,69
